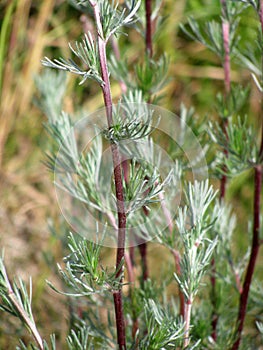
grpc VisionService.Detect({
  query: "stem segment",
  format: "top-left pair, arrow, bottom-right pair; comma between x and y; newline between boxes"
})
184,298 -> 192,348
145,0 -> 153,57
232,165 -> 262,350
1,263 -> 44,350
91,2 -> 127,348
232,3 -> 263,348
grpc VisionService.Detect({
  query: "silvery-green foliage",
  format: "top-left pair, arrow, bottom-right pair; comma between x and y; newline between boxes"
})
180,16 -> 239,61
231,0 -> 260,11
123,158 -> 163,214
17,336 -> 56,350
0,257 -> 50,350
0,258 -> 33,321
121,89 -> 144,104
71,0 -> 141,41
256,321 -> 263,338
34,70 -> 67,123
53,132 -> 110,214
125,0 -> 163,37
42,33 -> 102,85
238,27 -> 263,92
209,116 -> 260,177
135,55 -> 169,96
174,181 -> 218,300
109,54 -> 169,100
215,84 -> 249,119
98,0 -> 141,41
185,180 -> 217,230
102,105 -> 155,143
44,112 -> 78,172
47,232 -> 123,297
136,298 -> 184,349
248,281 -> 263,318
66,325 -> 110,350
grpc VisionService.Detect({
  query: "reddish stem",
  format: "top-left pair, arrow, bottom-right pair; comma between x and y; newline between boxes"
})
145,0 -> 153,57
138,241 -> 149,281
210,258 -> 218,341
222,21 -> 231,95
91,2 -> 127,348
172,249 -> 184,317
134,0 -> 154,287
232,165 -> 262,350
232,4 -> 263,348
184,298 -> 192,348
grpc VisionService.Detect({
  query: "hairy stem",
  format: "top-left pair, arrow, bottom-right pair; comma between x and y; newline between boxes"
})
91,2 -> 127,348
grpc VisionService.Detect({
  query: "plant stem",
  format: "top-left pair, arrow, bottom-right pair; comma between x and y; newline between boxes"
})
232,165 -> 262,350
232,4 -> 263,348
145,0 -> 153,57
134,0 -> 155,285
91,2 -> 127,348
184,298 -> 192,348
172,249 -> 184,317
1,264 -> 44,350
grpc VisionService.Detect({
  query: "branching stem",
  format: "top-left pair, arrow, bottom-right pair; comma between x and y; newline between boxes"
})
90,2 -> 127,348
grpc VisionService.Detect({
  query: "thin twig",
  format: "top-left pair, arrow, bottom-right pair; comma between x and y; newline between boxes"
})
1,264 -> 44,350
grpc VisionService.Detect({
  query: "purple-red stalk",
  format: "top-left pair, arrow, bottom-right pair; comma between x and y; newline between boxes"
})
91,2 -> 127,348
232,165 -> 262,350
145,0 -> 153,57
232,3 -> 263,349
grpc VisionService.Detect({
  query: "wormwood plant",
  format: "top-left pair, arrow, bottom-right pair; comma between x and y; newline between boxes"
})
0,0 -> 262,349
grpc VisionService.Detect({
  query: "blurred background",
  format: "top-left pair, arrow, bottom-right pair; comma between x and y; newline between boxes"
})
0,0 -> 262,348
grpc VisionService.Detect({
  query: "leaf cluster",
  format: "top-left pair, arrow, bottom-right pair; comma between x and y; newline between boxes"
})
180,15 -> 239,61
174,181 -> 218,300
109,54 -> 169,100
136,299 -> 184,349
215,84 -> 249,119
209,116 -> 260,177
47,232 -> 123,297
34,70 -> 67,123
42,33 -> 102,85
